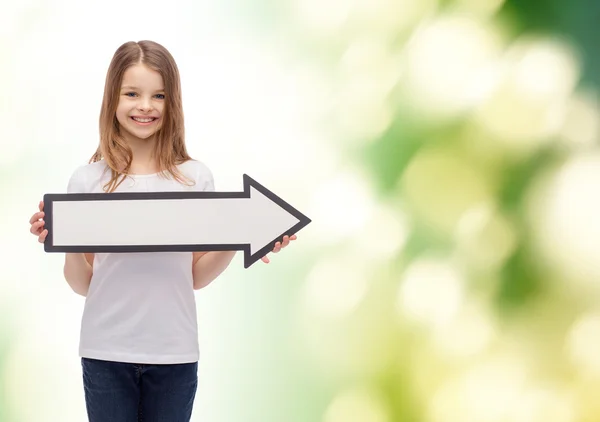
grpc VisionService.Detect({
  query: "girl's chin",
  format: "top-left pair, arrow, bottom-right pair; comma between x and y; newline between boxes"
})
122,128 -> 160,142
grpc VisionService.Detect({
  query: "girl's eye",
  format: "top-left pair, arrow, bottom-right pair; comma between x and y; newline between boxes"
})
123,92 -> 164,99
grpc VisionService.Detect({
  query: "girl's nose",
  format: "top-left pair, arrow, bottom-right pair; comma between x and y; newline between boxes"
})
138,97 -> 153,111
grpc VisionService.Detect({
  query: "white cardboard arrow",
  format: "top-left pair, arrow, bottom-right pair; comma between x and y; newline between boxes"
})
43,174 -> 311,268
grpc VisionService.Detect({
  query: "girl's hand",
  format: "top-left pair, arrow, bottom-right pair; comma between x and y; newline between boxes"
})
261,234 -> 297,264
29,200 -> 48,243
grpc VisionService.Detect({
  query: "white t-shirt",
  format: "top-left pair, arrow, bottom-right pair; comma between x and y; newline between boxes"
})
66,159 -> 214,364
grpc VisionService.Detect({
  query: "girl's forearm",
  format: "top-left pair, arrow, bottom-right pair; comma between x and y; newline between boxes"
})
64,253 -> 93,296
192,251 -> 236,290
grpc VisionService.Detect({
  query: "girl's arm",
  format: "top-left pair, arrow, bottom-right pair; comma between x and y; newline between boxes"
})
64,253 -> 93,296
192,251 -> 236,290
191,235 -> 296,290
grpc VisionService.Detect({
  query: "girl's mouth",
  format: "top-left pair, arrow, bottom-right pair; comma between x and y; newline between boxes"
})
131,116 -> 158,125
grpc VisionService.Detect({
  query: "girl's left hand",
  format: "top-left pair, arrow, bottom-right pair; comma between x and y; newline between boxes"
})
261,234 -> 297,264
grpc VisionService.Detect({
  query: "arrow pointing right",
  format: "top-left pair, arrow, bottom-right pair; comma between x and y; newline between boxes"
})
44,174 -> 312,268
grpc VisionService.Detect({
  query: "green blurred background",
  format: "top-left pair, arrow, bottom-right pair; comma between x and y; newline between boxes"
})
2,0 -> 600,421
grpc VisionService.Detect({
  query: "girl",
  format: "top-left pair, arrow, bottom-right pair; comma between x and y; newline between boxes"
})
28,40 -> 295,422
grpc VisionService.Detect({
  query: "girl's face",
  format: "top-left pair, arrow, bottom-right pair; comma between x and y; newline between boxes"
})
116,64 -> 165,143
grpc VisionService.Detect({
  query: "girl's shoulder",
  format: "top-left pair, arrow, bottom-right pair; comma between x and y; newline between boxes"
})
178,159 -> 213,181
77,160 -> 110,176
177,159 -> 214,192
67,161 -> 110,193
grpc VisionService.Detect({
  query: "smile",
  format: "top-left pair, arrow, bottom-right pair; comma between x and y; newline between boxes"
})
131,116 -> 158,124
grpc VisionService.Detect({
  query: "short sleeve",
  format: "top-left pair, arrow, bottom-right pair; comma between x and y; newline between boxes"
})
202,173 -> 215,192
193,161 -> 215,192
67,166 -> 87,193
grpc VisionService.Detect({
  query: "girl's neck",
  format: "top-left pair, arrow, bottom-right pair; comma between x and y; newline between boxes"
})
125,135 -> 159,175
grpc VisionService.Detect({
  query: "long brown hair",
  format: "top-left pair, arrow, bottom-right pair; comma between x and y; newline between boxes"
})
90,40 -> 193,192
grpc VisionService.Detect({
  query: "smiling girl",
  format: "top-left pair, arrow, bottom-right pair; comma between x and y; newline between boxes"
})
28,40 -> 294,422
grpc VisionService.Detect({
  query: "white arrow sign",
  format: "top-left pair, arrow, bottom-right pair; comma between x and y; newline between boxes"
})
43,174 -> 311,268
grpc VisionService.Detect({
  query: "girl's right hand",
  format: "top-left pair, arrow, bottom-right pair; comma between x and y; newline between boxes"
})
29,200 -> 48,243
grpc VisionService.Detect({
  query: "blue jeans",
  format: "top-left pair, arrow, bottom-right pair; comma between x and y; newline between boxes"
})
81,358 -> 198,422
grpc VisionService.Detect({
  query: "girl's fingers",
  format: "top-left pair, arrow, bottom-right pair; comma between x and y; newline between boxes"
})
30,220 -> 45,235
30,201 -> 47,243
263,234 -> 298,263
29,211 -> 44,225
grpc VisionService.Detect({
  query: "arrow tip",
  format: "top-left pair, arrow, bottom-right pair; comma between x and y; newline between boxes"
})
241,174 -> 311,268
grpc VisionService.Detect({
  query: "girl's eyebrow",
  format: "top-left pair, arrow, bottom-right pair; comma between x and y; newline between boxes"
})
120,85 -> 165,92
